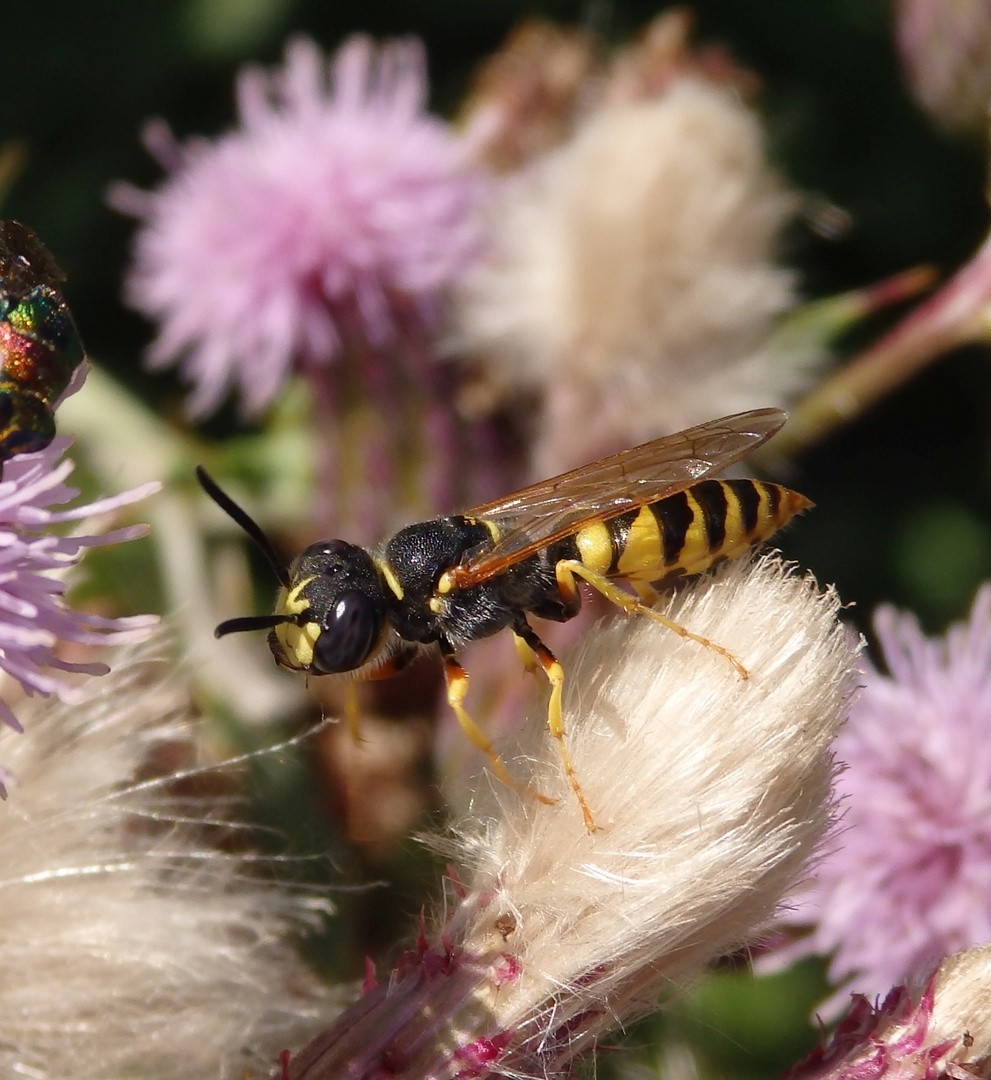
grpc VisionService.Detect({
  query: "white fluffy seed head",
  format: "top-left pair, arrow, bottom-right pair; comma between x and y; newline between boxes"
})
928,944 -> 991,1054
0,632 -> 329,1080
281,556 -> 858,1080
456,80 -> 805,471
452,555 -> 859,1064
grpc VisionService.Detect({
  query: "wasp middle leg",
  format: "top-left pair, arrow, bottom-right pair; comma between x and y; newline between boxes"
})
439,640 -> 554,807
512,616 -> 600,833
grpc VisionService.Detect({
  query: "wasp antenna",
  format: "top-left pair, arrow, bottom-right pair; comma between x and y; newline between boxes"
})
215,613 -> 295,639
196,466 -> 291,589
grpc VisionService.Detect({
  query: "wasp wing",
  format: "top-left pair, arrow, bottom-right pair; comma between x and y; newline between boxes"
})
452,408 -> 787,588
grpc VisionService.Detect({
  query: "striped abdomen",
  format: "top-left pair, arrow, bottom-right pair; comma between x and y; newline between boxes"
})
571,479 -> 811,585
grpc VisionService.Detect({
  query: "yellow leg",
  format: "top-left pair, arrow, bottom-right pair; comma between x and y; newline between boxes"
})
512,631 -> 538,674
556,559 -> 749,680
514,620 -> 600,833
633,581 -> 661,604
441,651 -> 554,806
340,682 -> 367,843
344,682 -> 364,744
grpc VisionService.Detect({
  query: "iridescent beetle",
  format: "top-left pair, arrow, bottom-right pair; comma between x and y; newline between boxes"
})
0,220 -> 85,461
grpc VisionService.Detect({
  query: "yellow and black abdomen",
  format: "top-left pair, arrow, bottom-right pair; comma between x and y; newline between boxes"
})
572,478 -> 812,585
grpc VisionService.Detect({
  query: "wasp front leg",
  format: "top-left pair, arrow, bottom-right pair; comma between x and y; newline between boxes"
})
512,617 -> 600,833
343,647 -> 420,744
438,639 -> 554,806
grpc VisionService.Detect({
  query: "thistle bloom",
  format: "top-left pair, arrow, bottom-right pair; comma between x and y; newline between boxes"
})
114,35 -> 488,417
284,557 -> 858,1079
779,585 -> 991,1005
0,631 -> 328,1079
0,436 -> 158,736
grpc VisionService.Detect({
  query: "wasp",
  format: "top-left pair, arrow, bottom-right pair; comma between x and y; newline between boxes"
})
198,407 -> 810,830
0,220 -> 85,462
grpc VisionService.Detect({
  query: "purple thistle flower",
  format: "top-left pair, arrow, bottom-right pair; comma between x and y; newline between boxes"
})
0,436 -> 158,738
113,35 -> 488,417
781,585 -> 991,1003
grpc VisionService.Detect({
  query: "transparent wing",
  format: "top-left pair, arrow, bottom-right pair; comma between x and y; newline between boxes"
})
453,408 -> 786,588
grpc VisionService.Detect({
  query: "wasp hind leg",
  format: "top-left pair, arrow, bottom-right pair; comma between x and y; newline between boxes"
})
555,559 -> 749,680
439,642 -> 555,807
512,617 -> 600,833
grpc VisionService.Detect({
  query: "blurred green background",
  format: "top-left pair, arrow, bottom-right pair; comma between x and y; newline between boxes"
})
2,1 -> 986,1076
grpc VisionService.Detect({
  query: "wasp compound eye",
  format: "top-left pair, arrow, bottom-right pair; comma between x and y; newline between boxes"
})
311,590 -> 383,675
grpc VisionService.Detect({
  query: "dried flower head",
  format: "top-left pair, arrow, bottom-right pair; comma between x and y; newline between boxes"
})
455,79 -> 800,474
459,17 -> 598,172
461,11 -> 762,173
0,436 -> 158,738
785,944 -> 991,1080
778,585 -> 991,1007
284,556 -> 858,1079
603,9 -> 763,106
115,35 -> 488,417
0,630 -> 328,1080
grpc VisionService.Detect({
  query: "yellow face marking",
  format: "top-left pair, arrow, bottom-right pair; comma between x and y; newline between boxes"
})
277,577 -> 314,617
574,521 -> 613,576
615,506 -> 663,580
274,576 -> 318,669
275,619 -> 321,670
429,595 -> 445,614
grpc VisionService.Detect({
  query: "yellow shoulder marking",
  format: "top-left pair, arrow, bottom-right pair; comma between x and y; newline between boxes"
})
376,558 -> 405,600
478,517 -> 501,544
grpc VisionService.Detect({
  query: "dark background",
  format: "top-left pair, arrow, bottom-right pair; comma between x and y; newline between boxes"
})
3,0 -> 988,634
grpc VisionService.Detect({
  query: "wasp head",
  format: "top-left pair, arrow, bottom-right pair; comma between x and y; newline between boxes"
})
270,540 -> 388,675
196,467 -> 390,678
